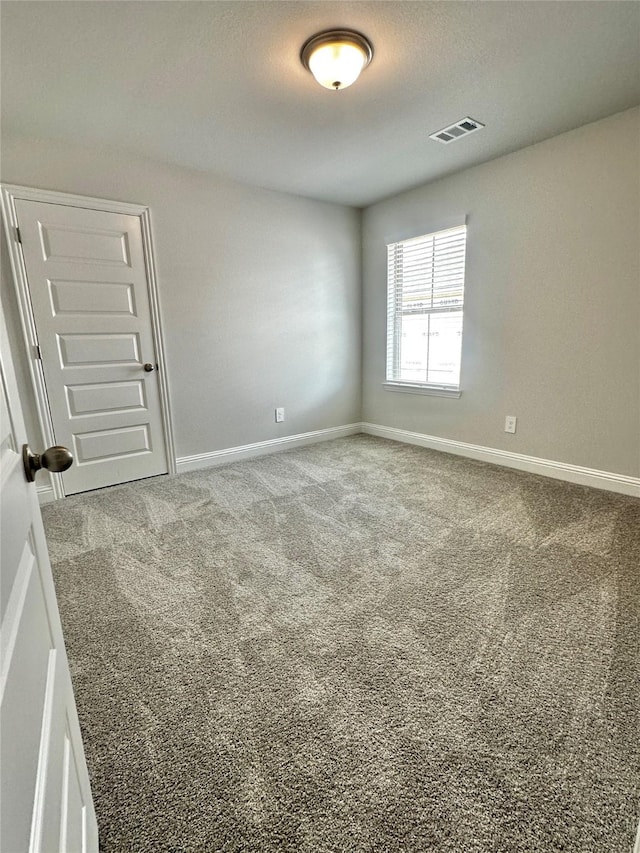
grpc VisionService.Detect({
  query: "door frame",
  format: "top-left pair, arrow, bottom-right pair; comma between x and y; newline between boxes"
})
1,183 -> 177,500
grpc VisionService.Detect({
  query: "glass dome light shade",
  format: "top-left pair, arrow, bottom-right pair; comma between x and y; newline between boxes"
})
308,41 -> 367,90
301,30 -> 373,91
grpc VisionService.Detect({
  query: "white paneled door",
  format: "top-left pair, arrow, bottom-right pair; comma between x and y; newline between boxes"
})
14,199 -> 168,494
0,307 -> 98,851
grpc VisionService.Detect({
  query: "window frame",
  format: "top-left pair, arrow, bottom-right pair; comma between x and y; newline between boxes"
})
384,223 -> 467,397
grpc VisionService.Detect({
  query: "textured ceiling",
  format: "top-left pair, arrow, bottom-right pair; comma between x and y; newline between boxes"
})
2,1 -> 639,207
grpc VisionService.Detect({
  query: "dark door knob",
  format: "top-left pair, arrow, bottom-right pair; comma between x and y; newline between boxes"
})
143,363 -> 155,372
23,444 -> 73,482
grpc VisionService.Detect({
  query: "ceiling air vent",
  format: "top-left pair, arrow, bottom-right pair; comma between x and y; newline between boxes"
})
430,117 -> 485,144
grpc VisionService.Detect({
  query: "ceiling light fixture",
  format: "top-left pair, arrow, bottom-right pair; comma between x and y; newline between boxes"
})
301,29 -> 373,91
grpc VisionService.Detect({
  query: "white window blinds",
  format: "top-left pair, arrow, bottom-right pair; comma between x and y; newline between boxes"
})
386,224 -> 467,390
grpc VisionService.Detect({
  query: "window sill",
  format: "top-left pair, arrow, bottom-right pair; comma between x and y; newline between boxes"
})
382,381 -> 461,399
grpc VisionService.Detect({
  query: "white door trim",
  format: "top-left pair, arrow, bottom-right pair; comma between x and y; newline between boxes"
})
1,183 -> 177,498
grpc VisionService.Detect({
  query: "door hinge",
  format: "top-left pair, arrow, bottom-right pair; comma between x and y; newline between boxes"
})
34,345 -> 42,360
15,227 -> 22,244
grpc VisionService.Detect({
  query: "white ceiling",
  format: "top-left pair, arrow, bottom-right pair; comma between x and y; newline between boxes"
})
2,1 -> 639,207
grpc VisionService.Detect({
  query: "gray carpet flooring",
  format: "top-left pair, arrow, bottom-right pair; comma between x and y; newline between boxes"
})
42,435 -> 640,852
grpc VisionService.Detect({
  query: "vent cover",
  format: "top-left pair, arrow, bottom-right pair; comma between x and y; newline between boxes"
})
430,117 -> 485,144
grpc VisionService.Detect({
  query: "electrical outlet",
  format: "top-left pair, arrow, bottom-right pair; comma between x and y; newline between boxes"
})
504,415 -> 517,434
275,407 -> 285,423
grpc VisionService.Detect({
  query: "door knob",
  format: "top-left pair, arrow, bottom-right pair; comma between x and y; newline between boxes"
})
23,444 -> 73,482
143,363 -> 155,372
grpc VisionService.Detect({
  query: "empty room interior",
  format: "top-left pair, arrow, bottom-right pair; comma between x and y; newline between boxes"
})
1,1 -> 639,851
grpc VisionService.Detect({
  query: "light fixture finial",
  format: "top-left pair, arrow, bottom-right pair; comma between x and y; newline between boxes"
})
301,29 -> 373,91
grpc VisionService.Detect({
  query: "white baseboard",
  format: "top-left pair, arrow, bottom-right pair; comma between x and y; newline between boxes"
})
176,423 -> 362,474
361,422 -> 640,498
37,485 -> 56,505
176,421 -> 639,496
38,422 -> 640,499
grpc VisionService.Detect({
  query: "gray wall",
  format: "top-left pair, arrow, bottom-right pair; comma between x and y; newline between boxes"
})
1,137 -> 362,461
362,108 -> 640,477
3,108 -> 638,481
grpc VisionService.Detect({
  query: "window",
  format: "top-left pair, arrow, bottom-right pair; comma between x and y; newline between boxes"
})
385,224 -> 467,396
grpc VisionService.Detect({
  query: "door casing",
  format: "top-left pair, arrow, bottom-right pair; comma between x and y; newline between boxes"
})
1,183 -> 177,500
